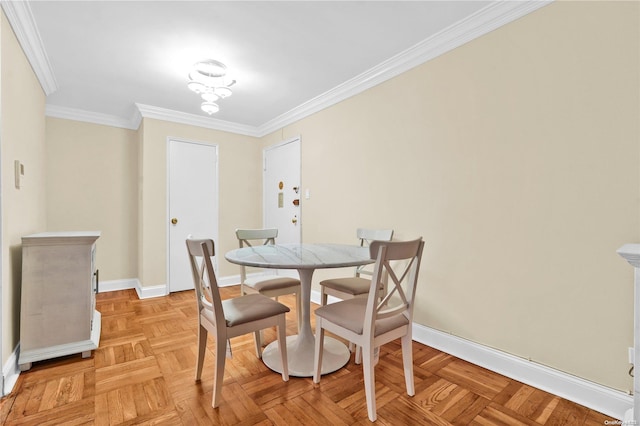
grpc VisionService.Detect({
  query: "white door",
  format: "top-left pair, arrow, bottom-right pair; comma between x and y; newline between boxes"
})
264,137 -> 301,244
168,139 -> 218,293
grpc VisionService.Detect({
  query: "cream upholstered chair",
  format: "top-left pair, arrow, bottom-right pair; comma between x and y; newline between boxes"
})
235,228 -> 302,349
186,238 -> 289,408
319,228 -> 394,306
313,238 -> 424,422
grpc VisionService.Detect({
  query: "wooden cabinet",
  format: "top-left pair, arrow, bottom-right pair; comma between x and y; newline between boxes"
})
18,231 -> 101,371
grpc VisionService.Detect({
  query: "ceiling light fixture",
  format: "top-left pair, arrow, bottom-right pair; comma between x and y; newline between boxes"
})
187,59 -> 236,115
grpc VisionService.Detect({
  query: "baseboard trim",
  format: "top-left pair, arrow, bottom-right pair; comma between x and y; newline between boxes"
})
98,278 -> 139,293
97,278 -> 166,299
311,289 -> 632,420
98,276 -> 242,297
217,274 -> 241,287
135,283 -> 167,299
2,344 -> 20,397
413,324 -> 631,420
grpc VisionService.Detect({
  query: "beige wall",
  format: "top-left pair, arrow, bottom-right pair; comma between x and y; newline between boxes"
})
45,118 -> 138,281
44,116 -> 262,289
44,117 -> 262,289
1,12 -> 47,362
265,1 -> 640,391
138,118 -> 261,287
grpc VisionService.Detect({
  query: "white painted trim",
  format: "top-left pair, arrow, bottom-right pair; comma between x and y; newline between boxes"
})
132,1 -> 553,138
17,1 -> 550,136
99,278 -> 166,299
98,278 -> 139,293
46,105 -> 139,130
135,283 -> 167,300
2,344 -> 20,396
310,288 -> 632,420
136,104 -> 260,137
217,274 -> 241,288
414,325 -> 632,421
1,0 -> 58,95
99,277 -> 241,295
254,0 -> 553,136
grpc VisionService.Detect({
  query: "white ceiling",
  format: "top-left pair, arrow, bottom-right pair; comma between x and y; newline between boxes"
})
4,1 -> 550,136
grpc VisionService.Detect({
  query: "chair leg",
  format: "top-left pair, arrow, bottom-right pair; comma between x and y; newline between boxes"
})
254,330 -> 262,358
355,344 -> 362,365
313,320 -> 325,383
320,288 -> 328,306
401,333 -> 415,396
244,283 -> 263,355
195,324 -> 208,381
277,316 -> 289,382
212,335 -> 227,408
362,344 -> 377,422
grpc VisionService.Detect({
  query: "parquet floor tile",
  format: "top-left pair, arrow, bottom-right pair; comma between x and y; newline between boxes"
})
0,288 -> 619,425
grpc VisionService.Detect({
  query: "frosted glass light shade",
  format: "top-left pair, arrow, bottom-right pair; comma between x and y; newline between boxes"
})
201,102 -> 219,115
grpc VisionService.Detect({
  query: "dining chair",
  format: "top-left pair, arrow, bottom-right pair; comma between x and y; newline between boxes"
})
235,228 -> 302,354
313,237 -> 425,422
319,228 -> 394,306
186,238 -> 290,408
319,228 -> 393,361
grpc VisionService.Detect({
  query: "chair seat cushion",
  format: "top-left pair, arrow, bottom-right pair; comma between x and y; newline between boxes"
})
319,277 -> 370,295
245,276 -> 300,292
314,297 -> 408,336
204,293 -> 290,327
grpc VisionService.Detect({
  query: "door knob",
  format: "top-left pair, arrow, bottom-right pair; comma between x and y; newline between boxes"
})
171,218 -> 178,225
292,215 -> 297,225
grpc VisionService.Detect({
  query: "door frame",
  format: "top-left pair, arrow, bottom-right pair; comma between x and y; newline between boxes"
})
263,136 -> 302,243
166,137 -> 219,294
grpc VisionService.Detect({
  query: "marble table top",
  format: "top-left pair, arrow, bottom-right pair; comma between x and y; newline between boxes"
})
224,243 -> 372,270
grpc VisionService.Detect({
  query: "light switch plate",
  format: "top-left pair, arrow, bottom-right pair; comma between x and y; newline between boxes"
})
14,160 -> 23,189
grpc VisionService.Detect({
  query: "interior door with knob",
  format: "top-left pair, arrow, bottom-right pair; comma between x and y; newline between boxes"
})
168,139 -> 218,293
264,137 -> 301,245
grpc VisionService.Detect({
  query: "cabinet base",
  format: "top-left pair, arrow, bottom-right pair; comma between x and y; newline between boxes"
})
19,310 -> 101,371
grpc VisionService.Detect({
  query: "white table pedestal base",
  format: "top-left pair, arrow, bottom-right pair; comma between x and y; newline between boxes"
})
262,335 -> 350,377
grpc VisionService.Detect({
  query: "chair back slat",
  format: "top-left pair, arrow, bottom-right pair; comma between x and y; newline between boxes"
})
354,228 -> 394,277
236,228 -> 278,247
364,238 -> 424,331
356,228 -> 394,246
235,228 -> 279,282
186,238 -> 224,328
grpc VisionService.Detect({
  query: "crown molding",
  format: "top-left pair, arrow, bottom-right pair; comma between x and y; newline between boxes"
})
134,104 -> 260,137
46,105 -> 139,130
1,0 -> 58,95
256,0 -> 553,137
25,0 -> 551,137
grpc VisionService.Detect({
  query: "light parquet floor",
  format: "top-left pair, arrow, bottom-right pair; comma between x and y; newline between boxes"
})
0,288 -> 617,425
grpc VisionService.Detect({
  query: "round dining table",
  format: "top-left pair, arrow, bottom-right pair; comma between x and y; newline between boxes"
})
224,243 -> 372,377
